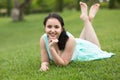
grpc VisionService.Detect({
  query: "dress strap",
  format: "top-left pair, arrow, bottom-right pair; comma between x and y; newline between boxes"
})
43,34 -> 53,60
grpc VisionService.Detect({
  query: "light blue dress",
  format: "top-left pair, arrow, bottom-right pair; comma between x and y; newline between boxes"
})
43,32 -> 114,61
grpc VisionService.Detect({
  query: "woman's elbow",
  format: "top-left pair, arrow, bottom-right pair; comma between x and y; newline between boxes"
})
56,60 -> 70,66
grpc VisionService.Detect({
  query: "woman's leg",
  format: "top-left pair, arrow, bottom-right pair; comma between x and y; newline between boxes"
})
89,3 -> 100,22
79,2 -> 101,47
79,2 -> 87,40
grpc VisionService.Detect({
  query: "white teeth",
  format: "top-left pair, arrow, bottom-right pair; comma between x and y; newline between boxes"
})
50,35 -> 55,36
49,34 -> 55,38
48,33 -> 57,38
50,34 -> 56,36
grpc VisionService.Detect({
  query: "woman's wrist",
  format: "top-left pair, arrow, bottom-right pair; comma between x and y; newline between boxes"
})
41,62 -> 49,66
49,46 -> 56,53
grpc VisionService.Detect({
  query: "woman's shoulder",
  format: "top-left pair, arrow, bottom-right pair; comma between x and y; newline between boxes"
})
41,33 -> 47,37
40,33 -> 47,43
40,33 -> 47,39
66,31 -> 74,38
66,35 -> 75,46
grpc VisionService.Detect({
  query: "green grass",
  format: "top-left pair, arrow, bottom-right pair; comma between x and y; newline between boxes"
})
0,9 -> 120,80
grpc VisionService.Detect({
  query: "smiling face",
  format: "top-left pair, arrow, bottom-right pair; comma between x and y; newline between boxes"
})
45,18 -> 63,39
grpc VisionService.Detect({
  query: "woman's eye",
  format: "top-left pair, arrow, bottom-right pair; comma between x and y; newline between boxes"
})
55,25 -> 59,28
47,25 -> 52,28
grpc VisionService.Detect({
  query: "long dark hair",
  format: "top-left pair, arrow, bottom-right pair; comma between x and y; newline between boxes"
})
43,13 -> 69,50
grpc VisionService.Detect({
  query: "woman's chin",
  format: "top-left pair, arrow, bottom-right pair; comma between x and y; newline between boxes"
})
49,37 -> 57,39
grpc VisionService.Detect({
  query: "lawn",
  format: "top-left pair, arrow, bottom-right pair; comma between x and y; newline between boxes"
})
0,9 -> 120,80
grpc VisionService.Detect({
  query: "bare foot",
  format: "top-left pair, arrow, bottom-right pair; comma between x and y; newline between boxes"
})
89,3 -> 100,21
80,2 -> 88,21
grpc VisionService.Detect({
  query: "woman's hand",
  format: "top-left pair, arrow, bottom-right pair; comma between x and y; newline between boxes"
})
49,39 -> 58,47
39,62 -> 49,71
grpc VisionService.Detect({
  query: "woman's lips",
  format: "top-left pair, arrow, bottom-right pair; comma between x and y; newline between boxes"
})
49,35 -> 56,39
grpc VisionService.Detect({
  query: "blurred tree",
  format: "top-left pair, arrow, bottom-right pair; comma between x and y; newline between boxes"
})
109,0 -> 120,9
0,0 -> 7,8
37,0 -> 50,12
7,0 -> 12,16
81,0 -> 99,7
11,0 -> 31,21
63,0 -> 74,10
54,0 -> 63,12
0,0 -> 8,16
117,0 -> 120,3
75,0 -> 81,11
24,1 -> 31,14
109,0 -> 115,9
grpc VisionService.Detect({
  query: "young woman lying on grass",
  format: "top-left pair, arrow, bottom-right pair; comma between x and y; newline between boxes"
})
39,2 -> 114,71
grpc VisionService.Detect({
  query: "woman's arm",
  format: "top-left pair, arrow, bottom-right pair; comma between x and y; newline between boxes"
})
39,36 -> 50,71
49,37 -> 75,66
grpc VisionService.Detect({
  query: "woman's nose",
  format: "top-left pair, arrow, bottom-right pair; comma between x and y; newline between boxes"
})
51,28 -> 55,32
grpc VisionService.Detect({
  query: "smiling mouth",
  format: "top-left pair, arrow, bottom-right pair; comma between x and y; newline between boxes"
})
49,35 -> 56,39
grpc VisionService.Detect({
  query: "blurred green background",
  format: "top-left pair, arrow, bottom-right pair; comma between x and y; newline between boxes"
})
0,0 -> 120,21
0,0 -> 120,80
